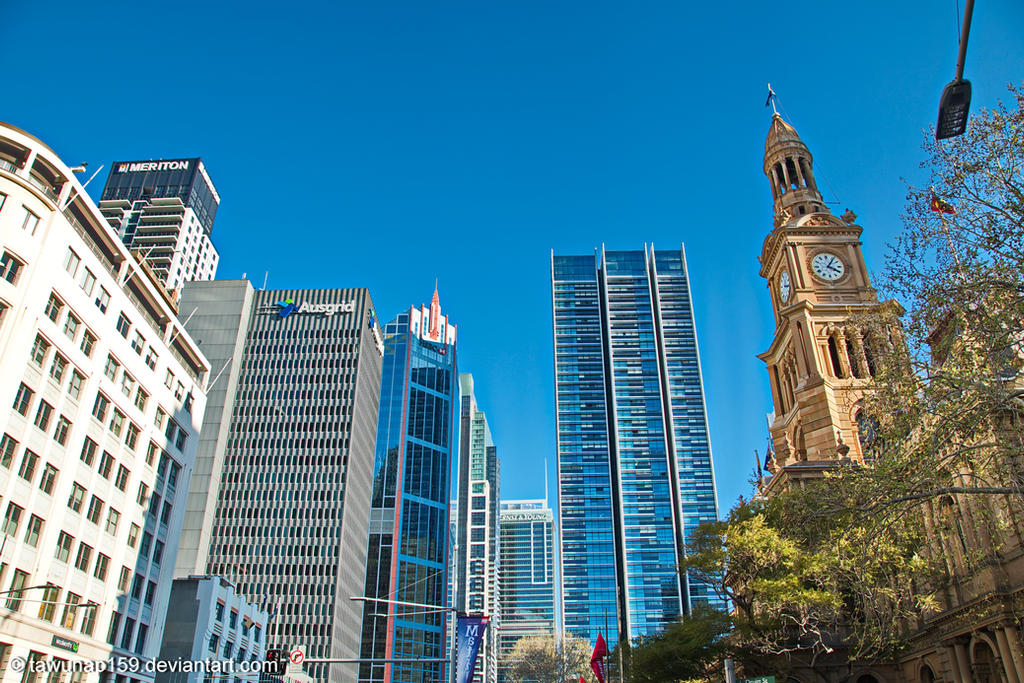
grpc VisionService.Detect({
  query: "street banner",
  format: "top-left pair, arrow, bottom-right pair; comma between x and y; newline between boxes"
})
455,615 -> 490,683
590,633 -> 608,683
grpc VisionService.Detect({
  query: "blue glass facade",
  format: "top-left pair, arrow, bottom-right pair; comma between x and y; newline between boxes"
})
360,301 -> 458,683
551,254 -> 619,644
551,246 -> 721,646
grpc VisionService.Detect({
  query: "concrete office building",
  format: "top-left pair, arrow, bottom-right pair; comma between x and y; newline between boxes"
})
497,501 -> 555,680
453,374 -> 500,683
156,575 -> 268,683
359,289 -> 458,683
98,159 -> 219,291
0,122 -> 209,682
175,280 -> 385,683
551,246 -> 721,646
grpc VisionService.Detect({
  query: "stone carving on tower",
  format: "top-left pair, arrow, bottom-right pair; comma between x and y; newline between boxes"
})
757,113 -> 892,494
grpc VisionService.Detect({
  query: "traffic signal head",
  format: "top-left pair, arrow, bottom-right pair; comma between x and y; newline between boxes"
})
265,648 -> 286,675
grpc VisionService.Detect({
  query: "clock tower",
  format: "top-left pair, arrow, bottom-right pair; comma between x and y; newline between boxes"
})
757,113 -> 889,494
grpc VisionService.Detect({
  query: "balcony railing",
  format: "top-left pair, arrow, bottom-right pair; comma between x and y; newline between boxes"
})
27,173 -> 59,203
61,209 -> 121,280
0,159 -> 19,174
123,282 -> 167,338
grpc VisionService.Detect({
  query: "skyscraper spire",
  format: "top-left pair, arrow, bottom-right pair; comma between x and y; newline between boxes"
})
429,284 -> 441,338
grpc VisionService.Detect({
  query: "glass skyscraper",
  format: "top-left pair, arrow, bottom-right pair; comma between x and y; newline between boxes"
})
360,289 -> 459,683
497,500 -> 555,681
550,245 -> 720,646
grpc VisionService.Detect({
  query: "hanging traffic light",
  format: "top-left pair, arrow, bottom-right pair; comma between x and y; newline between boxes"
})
265,648 -> 286,675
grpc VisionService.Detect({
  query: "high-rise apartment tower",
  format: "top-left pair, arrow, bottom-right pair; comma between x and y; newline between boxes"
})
98,159 -> 219,290
453,373 -> 500,683
550,245 -> 720,646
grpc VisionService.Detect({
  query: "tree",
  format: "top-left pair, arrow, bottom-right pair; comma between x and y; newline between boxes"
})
503,634 -> 595,683
622,603 -> 731,683
683,82 -> 1024,669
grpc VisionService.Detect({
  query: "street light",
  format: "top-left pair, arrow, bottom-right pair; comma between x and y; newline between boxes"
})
936,0 -> 976,140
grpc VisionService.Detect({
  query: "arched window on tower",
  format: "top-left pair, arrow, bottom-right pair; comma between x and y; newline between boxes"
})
774,162 -> 787,194
938,495 -> 970,565
827,335 -> 845,378
863,334 -> 877,376
846,335 -> 864,378
792,426 -> 806,461
785,157 -> 799,189
856,410 -> 882,462
772,366 -> 788,414
798,157 -> 814,190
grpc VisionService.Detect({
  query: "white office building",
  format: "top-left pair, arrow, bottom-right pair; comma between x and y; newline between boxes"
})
0,122 -> 210,683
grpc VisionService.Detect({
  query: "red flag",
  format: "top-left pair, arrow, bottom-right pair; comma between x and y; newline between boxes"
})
580,678 -> 586,683
590,633 -> 608,683
929,192 -> 957,215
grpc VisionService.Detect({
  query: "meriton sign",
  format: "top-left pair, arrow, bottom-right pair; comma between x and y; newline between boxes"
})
117,160 -> 191,173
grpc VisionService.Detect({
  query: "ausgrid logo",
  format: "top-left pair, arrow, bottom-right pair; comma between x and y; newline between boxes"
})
276,299 -> 299,318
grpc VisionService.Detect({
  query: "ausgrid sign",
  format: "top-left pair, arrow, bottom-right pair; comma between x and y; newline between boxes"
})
272,299 -> 355,318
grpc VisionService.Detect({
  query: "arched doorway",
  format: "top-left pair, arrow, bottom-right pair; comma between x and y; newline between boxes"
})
919,664 -> 936,683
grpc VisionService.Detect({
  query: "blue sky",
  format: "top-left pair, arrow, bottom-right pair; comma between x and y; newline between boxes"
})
3,0 -> 1022,513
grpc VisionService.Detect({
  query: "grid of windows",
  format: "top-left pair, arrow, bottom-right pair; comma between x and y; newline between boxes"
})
551,247 -> 723,646
498,503 -> 556,673
199,288 -> 379,677
551,252 -> 619,644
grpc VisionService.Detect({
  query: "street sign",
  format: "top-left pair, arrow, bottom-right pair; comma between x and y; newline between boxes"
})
289,649 -> 304,666
740,677 -> 776,683
51,636 -> 79,653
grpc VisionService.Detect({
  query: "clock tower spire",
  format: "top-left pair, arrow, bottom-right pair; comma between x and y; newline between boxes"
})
764,113 -> 827,220
757,112 -> 891,494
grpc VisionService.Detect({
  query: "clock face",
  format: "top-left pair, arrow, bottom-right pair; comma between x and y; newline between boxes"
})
811,252 -> 845,281
778,271 -> 791,302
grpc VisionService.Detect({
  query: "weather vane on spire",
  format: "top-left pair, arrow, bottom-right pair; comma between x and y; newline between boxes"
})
765,83 -> 779,115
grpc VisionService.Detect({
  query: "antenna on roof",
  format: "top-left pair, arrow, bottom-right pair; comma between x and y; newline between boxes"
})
544,457 -> 549,505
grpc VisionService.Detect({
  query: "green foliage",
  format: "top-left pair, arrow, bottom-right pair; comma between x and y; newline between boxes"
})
624,604 -> 731,683
683,487 -> 934,663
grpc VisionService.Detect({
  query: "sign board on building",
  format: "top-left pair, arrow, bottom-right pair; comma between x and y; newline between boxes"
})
259,299 -> 356,318
116,160 -> 192,173
51,636 -> 79,653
